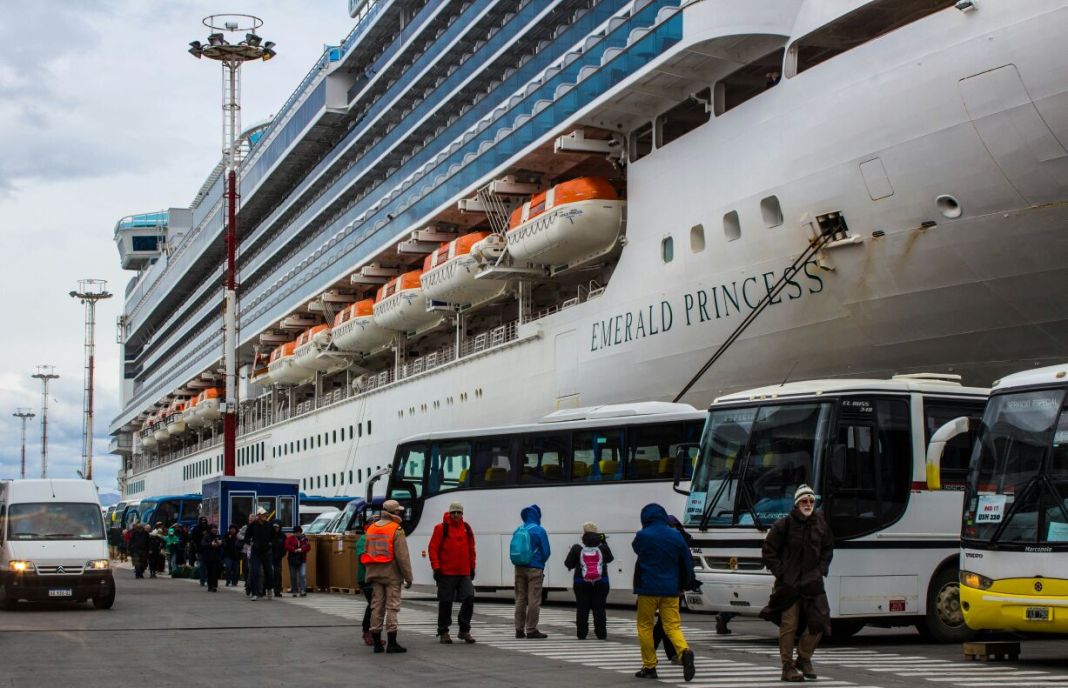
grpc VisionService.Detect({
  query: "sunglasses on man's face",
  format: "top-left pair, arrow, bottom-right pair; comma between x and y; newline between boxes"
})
798,498 -> 816,505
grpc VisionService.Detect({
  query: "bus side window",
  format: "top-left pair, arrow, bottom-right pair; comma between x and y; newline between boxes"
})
520,433 -> 569,484
471,438 -> 515,487
394,444 -> 427,500
626,422 -> 703,480
825,398 -> 911,538
924,399 -> 985,487
428,442 -> 470,495
573,430 -> 624,482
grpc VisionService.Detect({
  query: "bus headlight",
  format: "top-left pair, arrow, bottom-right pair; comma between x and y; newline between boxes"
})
960,570 -> 993,590
8,560 -> 33,573
86,560 -> 110,570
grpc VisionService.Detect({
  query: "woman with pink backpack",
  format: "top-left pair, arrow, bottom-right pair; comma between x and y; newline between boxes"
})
564,521 -> 615,640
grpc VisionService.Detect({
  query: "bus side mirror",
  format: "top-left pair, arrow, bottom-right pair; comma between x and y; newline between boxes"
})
365,467 -> 390,502
673,444 -> 699,496
926,416 -> 969,491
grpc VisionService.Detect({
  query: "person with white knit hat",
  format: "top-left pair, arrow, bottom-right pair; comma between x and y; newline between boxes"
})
758,484 -> 833,682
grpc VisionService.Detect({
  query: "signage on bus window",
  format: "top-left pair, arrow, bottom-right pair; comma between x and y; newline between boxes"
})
841,399 -> 872,414
1047,521 -> 1068,542
975,494 -> 1008,524
686,492 -> 707,521
1006,397 -> 1060,412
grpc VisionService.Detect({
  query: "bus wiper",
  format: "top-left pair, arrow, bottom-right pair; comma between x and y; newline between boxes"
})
988,475 -> 1039,547
736,466 -> 765,531
699,460 -> 741,531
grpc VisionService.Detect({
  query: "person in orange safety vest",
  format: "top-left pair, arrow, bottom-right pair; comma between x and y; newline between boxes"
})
360,499 -> 413,653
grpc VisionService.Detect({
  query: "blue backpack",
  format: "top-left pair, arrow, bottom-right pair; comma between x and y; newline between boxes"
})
509,524 -> 534,566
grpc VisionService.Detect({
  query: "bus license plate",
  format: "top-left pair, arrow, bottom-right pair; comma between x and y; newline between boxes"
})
48,588 -> 72,598
685,594 -> 703,607
1026,607 -> 1051,622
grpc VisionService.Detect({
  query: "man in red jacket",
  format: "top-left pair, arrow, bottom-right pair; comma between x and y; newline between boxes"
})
428,501 -> 477,644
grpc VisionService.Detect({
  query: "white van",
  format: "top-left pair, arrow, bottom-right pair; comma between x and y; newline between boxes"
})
0,479 -> 115,609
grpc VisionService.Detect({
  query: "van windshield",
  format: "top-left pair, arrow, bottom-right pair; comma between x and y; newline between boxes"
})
8,503 -> 105,540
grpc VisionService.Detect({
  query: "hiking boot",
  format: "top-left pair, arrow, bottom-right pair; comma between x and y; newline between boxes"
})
681,649 -> 696,682
362,631 -> 373,646
458,632 -> 476,644
795,657 -> 816,680
371,631 -> 384,653
525,630 -> 548,639
781,661 -> 804,682
386,631 -> 407,653
515,630 -> 525,638
439,632 -> 453,644
716,615 -> 732,635
634,667 -> 658,679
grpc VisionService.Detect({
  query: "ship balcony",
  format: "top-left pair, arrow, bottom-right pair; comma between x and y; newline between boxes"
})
115,211 -> 167,271
109,434 -> 133,456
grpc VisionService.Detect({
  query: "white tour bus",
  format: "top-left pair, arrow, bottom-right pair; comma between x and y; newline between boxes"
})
936,364 -> 1068,634
679,375 -> 988,642
368,402 -> 705,602
0,479 -> 115,609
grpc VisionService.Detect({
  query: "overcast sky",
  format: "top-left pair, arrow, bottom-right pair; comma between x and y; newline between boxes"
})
0,1 -> 352,492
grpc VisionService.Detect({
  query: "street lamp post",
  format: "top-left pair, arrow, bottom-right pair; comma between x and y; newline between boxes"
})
12,409 -> 35,479
31,365 -> 59,479
70,279 -> 113,482
189,15 -> 275,477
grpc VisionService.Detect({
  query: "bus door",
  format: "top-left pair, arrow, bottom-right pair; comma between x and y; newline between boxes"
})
385,443 -> 428,534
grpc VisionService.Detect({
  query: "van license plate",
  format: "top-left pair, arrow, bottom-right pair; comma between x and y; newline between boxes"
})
685,594 -> 703,607
48,588 -> 72,598
1026,607 -> 1051,621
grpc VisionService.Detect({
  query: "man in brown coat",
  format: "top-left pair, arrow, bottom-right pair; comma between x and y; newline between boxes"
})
760,484 -> 833,682
361,499 -> 414,653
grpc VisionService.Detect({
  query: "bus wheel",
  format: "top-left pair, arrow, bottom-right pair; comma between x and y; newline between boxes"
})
920,568 -> 974,643
827,619 -> 865,642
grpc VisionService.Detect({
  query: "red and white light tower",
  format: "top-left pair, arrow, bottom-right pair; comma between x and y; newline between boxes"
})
12,409 -> 35,479
31,365 -> 59,478
70,279 -> 112,481
189,15 -> 275,476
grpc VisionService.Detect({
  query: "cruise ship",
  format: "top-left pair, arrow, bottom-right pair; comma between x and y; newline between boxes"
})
109,0 -> 1068,499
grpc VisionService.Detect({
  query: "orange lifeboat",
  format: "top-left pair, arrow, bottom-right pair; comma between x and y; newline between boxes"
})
183,394 -> 204,429
140,414 -> 158,449
165,400 -> 187,436
153,407 -> 170,442
420,231 -> 508,306
292,324 -> 338,373
195,387 -> 223,423
265,340 -> 312,386
372,269 -> 443,333
505,176 -> 624,267
332,298 -> 394,354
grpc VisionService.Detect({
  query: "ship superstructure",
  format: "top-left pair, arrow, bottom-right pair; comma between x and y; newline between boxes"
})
111,0 -> 1068,498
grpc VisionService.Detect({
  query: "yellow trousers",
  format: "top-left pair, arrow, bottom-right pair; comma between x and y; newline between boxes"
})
636,595 -> 688,669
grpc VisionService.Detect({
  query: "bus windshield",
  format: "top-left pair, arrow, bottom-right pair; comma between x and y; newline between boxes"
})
964,389 -> 1068,545
686,402 -> 831,528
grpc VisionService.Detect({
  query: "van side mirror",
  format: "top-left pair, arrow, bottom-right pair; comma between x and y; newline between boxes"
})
926,416 -> 969,490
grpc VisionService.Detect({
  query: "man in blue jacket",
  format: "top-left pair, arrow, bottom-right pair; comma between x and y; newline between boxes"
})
512,504 -> 551,639
632,503 -> 696,681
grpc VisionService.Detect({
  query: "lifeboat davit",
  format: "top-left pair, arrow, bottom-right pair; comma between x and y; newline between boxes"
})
292,324 -> 339,373
332,299 -> 394,354
184,395 -> 205,429
195,388 -> 223,423
506,176 -> 624,267
373,270 -> 442,333
165,400 -> 187,435
266,341 -> 313,386
420,231 -> 508,306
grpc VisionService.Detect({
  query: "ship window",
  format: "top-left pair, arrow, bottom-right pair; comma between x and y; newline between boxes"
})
368,420 -> 372,435
303,438 -> 308,451
656,88 -> 711,147
349,470 -> 353,484
333,430 -> 337,444
332,474 -> 337,487
788,0 -> 955,77
349,425 -> 354,439
713,48 -> 784,116
723,211 -> 741,241
761,195 -> 783,228
629,121 -> 653,162
661,236 -> 674,263
131,235 -> 160,252
690,225 -> 705,253
316,476 -> 321,489
358,423 -> 363,438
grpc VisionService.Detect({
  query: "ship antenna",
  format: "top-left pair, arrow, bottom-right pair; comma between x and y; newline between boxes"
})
779,360 -> 799,388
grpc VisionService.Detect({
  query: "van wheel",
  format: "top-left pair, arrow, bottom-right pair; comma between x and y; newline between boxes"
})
93,581 -> 116,610
0,584 -> 17,611
919,567 -> 974,643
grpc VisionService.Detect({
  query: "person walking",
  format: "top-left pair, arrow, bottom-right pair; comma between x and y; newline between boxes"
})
239,514 -> 254,596
164,527 -> 180,574
222,524 -> 241,587
759,485 -> 833,682
354,519 -> 373,646
564,521 -> 614,640
428,501 -> 477,644
190,516 -> 209,586
270,521 -> 287,598
284,526 -> 311,596
128,523 -> 149,579
361,499 -> 414,653
510,504 -> 550,639
245,508 -> 273,601
200,524 -> 223,592
148,522 -> 165,578
632,503 -> 696,682
653,515 -> 697,663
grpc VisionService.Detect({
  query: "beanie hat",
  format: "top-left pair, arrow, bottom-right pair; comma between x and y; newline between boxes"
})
448,501 -> 464,513
794,484 -> 816,505
582,521 -> 599,534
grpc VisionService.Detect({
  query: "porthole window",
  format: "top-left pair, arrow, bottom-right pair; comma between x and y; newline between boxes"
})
761,195 -> 783,228
661,236 -> 674,263
723,210 -> 741,241
690,224 -> 705,253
